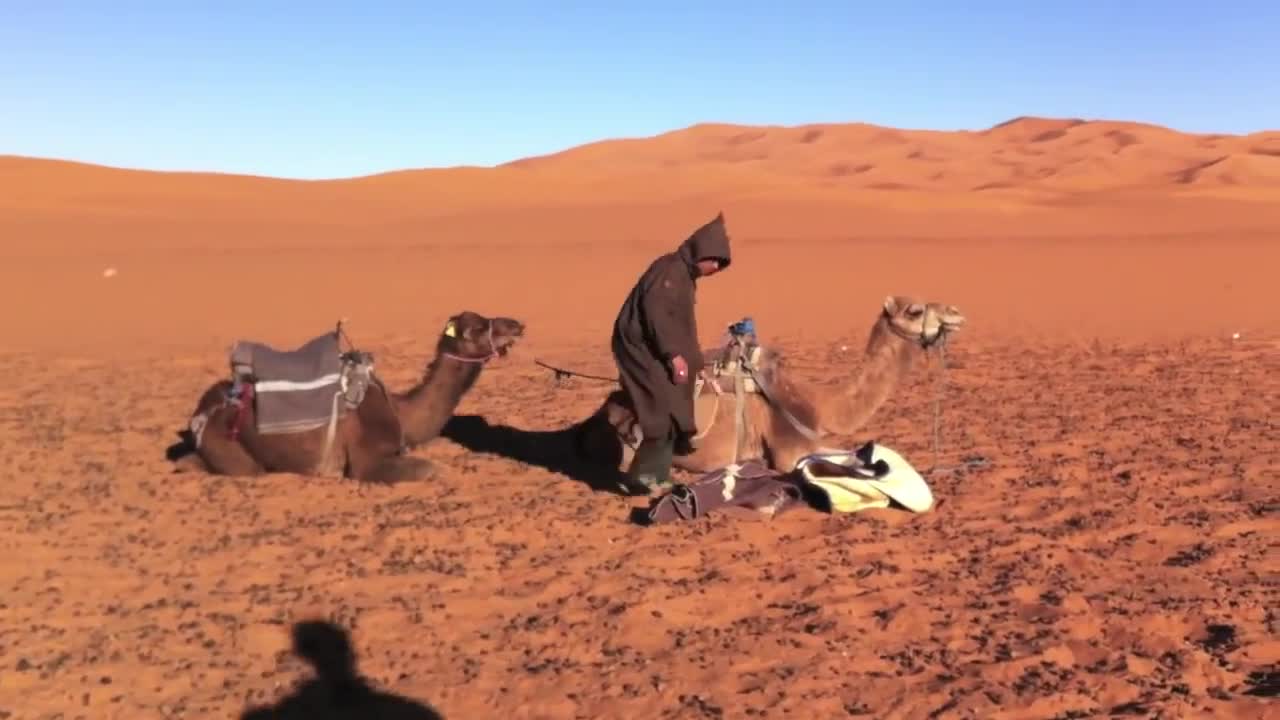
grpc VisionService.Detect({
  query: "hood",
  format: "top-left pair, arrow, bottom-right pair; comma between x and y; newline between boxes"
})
676,212 -> 732,273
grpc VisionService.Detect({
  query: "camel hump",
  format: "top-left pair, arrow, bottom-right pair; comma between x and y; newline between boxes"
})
227,329 -> 372,437
229,330 -> 343,385
702,329 -> 770,393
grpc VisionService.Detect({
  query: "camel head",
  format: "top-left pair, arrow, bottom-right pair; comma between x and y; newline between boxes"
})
437,310 -> 526,361
882,295 -> 965,347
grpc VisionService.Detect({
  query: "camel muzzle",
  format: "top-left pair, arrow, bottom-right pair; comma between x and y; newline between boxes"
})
492,320 -> 525,356
921,307 -> 965,345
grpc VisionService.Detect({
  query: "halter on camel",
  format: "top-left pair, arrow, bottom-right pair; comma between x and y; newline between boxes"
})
440,320 -> 503,364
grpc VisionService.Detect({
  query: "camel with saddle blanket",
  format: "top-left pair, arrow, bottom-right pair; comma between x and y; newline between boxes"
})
569,295 -> 965,476
167,311 -> 525,483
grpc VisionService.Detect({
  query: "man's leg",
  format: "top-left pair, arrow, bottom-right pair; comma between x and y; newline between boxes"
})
673,430 -> 696,456
672,373 -> 698,456
623,423 -> 676,495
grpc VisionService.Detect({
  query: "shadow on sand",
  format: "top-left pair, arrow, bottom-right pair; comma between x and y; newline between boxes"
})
240,619 -> 444,720
164,428 -> 198,463
441,414 -> 631,495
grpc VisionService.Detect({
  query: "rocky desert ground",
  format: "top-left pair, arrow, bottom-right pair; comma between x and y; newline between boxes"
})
1,117 -> 1277,718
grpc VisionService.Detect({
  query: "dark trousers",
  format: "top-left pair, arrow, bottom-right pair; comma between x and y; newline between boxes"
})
627,423 -> 676,491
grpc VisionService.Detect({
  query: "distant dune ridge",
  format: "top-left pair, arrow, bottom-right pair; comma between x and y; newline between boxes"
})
2,115 -> 1280,252
503,115 -> 1280,191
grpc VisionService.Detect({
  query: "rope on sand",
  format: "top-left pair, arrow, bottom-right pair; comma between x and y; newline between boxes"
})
533,358 -> 619,384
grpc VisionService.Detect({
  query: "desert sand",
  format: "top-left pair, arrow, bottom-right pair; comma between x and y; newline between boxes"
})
1,116 -> 1277,718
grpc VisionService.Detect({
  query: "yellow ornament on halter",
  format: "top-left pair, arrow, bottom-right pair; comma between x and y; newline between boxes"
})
443,320 -> 457,338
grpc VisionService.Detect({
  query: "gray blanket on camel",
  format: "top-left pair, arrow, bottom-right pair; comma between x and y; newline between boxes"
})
229,331 -> 344,434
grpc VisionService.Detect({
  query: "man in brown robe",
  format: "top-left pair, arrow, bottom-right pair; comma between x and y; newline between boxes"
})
611,212 -> 733,493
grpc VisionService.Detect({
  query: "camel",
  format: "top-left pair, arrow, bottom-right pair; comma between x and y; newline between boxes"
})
167,310 -> 525,483
571,295 -> 965,478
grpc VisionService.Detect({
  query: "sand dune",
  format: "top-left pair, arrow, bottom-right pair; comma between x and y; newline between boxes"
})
506,116 -> 1280,194
4,116 -> 1280,253
1,115 -> 1278,718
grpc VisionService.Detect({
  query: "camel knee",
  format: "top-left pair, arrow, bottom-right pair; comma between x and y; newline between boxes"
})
195,439 -> 266,476
361,456 -> 435,484
170,452 -> 210,474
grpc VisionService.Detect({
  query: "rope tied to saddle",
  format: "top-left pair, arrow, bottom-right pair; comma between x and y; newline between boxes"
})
328,317 -> 421,468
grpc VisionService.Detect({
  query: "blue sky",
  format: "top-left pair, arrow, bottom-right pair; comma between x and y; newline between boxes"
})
2,2 -> 1276,179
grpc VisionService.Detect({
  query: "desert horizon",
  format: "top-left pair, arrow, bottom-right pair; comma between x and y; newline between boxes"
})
3,112 -> 1278,355
4,9 -> 1279,716
7,113 -> 1280,177
6,114 -> 1278,259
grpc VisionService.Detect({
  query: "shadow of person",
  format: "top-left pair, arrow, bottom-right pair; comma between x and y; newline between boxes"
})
239,619 -> 443,720
440,414 -> 631,496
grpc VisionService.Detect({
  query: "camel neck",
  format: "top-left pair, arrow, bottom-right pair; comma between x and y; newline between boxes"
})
399,356 -> 484,446
819,319 -> 916,436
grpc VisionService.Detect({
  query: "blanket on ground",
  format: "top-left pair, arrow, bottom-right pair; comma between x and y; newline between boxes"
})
642,441 -> 936,524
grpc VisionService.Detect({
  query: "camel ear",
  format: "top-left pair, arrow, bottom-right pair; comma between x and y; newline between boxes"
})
883,296 -> 898,315
442,320 -> 457,338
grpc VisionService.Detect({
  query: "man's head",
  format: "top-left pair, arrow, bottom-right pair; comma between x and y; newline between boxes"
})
679,211 -> 732,278
695,257 -> 726,276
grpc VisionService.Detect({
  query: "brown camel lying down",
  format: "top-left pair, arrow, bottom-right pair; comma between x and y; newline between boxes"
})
166,310 -> 525,483
571,295 -> 965,475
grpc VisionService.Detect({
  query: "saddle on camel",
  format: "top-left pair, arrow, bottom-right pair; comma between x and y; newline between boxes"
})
191,322 -> 387,478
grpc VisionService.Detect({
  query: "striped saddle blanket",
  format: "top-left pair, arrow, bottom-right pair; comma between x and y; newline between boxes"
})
228,330 -> 350,435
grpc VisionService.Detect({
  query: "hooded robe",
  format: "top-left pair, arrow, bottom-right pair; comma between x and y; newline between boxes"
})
611,213 -> 733,440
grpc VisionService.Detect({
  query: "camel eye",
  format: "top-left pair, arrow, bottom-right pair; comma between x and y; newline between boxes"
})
906,305 -> 924,316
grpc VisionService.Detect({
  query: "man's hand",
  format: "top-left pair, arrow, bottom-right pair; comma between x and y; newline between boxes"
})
668,355 -> 689,384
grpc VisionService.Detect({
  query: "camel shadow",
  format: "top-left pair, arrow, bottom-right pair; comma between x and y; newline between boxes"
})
239,619 -> 444,720
441,414 -> 631,496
